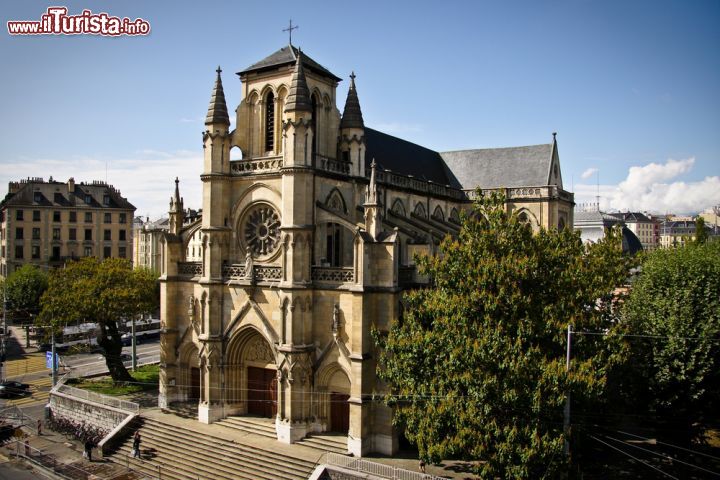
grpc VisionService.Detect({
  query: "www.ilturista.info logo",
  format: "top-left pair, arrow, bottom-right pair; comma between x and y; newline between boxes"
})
7,7 -> 150,36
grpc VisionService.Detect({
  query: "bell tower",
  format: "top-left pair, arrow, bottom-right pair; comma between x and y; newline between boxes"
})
198,66 -> 232,423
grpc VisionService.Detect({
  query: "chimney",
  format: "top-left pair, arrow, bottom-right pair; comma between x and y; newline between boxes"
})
8,182 -> 20,194
68,177 -> 75,194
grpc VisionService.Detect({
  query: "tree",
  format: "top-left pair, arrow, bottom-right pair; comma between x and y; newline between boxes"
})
694,216 -> 708,245
39,258 -> 158,382
622,241 -> 720,443
375,193 -> 634,478
3,265 -> 48,322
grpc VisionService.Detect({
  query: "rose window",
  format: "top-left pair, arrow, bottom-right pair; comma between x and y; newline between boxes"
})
242,204 -> 281,256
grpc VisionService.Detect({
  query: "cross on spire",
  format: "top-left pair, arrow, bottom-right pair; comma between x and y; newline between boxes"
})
283,20 -> 299,45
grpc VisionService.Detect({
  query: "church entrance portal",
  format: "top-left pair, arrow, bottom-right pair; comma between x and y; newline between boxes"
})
190,367 -> 200,401
247,366 -> 277,418
329,392 -> 349,433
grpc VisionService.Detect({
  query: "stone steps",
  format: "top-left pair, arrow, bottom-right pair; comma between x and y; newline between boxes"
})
297,433 -> 348,454
215,415 -> 277,439
108,417 -> 315,480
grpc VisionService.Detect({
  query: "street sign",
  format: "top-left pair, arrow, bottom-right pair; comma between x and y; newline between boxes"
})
45,351 -> 58,369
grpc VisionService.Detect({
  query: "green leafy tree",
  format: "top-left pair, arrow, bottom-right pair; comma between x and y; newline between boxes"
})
3,265 -> 48,321
623,241 -> 720,443
39,257 -> 159,382
376,192 -> 634,478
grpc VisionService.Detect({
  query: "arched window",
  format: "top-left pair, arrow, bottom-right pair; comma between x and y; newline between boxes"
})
432,205 -> 444,221
414,203 -> 427,219
326,222 -> 341,267
311,94 -> 318,161
264,91 -> 275,152
558,217 -> 566,230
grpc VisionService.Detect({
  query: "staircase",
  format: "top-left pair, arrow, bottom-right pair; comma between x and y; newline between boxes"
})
107,417 -> 317,480
297,433 -> 348,454
215,415 -> 277,439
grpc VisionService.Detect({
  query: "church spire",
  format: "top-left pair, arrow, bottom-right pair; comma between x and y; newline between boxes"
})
205,66 -> 230,126
340,71 -> 364,129
169,177 -> 184,235
364,159 -> 382,239
284,51 -> 312,113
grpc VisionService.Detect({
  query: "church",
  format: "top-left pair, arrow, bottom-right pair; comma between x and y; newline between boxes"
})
158,43 -> 574,456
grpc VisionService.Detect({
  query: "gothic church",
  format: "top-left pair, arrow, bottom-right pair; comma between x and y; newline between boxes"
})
159,44 -> 574,456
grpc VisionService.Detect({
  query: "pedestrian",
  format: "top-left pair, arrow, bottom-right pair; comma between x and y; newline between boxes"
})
24,439 -> 30,457
84,440 -> 93,461
37,419 -> 42,436
419,459 -> 426,474
132,432 -> 141,459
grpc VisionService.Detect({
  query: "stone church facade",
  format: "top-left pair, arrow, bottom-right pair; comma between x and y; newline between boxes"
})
158,45 -> 574,456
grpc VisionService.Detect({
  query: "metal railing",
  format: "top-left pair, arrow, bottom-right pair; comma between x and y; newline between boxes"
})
326,452 -> 444,480
12,440 -> 94,480
54,384 -> 140,413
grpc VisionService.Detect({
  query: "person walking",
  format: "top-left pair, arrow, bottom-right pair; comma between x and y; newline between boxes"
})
84,440 -> 93,461
132,432 -> 141,459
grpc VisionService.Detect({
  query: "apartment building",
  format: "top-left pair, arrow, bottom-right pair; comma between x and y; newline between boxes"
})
0,177 -> 135,278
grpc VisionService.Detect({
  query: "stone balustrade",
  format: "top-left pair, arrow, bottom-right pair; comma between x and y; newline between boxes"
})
312,266 -> 355,283
178,261 -> 203,277
230,155 -> 283,175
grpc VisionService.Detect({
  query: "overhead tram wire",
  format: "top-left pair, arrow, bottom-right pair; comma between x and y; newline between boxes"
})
572,330 -> 720,342
587,433 -> 680,480
600,433 -> 720,477
617,430 -> 720,462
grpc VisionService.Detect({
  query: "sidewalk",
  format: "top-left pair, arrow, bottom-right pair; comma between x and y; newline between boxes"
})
1,425 -> 143,480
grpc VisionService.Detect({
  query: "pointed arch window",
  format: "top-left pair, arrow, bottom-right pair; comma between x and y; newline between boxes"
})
264,91 -> 275,152
311,94 -> 318,161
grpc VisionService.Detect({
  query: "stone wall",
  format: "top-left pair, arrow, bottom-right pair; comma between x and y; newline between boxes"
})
49,390 -> 129,434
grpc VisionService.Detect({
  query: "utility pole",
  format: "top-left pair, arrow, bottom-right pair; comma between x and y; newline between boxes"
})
1,288 -> 7,381
51,327 -> 57,386
564,324 -> 573,456
131,315 -> 137,371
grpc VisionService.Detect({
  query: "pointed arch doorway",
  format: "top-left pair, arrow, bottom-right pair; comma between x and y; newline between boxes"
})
226,328 -> 278,418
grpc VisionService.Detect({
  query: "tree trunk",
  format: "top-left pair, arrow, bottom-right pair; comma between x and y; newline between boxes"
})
97,320 -> 133,383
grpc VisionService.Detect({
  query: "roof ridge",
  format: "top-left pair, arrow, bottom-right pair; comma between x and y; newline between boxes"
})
440,143 -> 552,154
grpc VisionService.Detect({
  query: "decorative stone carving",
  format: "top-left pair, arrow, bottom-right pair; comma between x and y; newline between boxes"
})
241,204 -> 281,257
332,304 -> 341,338
244,247 -> 254,281
246,338 -> 274,363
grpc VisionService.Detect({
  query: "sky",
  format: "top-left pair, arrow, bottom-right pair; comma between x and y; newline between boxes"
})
1,0 -> 718,218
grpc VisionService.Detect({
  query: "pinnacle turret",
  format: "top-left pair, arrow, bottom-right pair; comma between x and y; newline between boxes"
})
340,72 -> 364,129
284,51 -> 312,113
205,66 -> 230,126
170,177 -> 183,213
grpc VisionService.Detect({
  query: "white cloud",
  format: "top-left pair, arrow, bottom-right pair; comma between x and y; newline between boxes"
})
0,150 -> 203,220
580,167 -> 598,180
574,157 -> 720,214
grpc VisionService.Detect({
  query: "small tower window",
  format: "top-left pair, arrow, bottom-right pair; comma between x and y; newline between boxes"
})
264,91 -> 275,152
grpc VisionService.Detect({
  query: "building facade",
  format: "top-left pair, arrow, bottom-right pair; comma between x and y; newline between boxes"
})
158,45 -> 574,456
132,217 -> 169,272
0,177 -> 135,278
609,212 -> 659,251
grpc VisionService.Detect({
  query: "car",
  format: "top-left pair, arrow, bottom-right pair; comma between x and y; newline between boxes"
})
0,381 -> 31,398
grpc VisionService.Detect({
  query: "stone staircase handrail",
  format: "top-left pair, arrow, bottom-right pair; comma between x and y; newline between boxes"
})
326,452 -> 444,480
55,384 -> 139,413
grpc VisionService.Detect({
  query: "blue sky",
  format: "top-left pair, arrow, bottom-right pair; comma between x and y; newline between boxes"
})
1,0 -> 718,217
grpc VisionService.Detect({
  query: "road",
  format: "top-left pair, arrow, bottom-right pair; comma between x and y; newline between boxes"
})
1,340 -> 160,412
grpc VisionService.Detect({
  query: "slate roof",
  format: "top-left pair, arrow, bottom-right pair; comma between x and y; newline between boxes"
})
1,179 -> 135,210
440,144 -> 554,190
609,212 -> 654,223
205,68 -> 230,126
364,128 -> 458,187
239,45 -> 342,82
